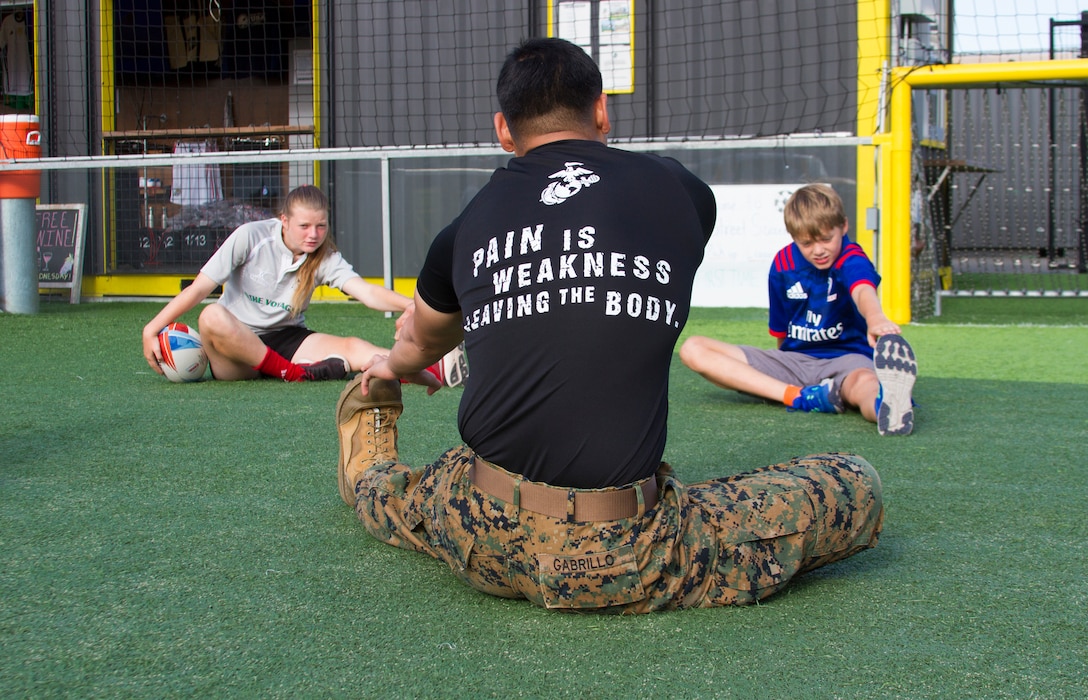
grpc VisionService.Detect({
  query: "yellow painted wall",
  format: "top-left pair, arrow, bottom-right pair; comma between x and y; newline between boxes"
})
78,276 -> 418,301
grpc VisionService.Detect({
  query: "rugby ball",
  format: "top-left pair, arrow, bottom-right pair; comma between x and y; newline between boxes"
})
158,322 -> 208,383
438,341 -> 470,387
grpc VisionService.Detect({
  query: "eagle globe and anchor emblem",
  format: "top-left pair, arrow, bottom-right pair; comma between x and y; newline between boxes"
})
540,161 -> 600,205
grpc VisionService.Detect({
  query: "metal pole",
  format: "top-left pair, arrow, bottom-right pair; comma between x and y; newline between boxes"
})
0,198 -> 39,314
380,155 -> 394,313
1080,12 -> 1088,272
1048,19 -> 1057,264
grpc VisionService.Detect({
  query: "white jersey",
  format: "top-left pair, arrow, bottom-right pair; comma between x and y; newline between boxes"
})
0,14 -> 31,96
201,218 -> 359,334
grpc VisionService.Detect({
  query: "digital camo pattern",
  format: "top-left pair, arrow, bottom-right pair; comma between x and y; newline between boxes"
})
354,446 -> 883,613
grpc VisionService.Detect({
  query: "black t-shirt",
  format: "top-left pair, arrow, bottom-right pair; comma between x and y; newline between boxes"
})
417,140 -> 716,488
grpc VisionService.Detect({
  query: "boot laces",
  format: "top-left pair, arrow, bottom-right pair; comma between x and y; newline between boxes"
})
366,406 -> 399,461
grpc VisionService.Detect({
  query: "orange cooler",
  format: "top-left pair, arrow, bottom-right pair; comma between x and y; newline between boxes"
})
0,114 -> 41,198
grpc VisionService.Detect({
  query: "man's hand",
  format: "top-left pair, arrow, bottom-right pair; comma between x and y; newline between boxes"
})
374,291 -> 463,395
359,353 -> 444,396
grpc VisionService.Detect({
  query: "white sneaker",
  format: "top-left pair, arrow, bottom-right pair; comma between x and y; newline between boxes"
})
874,334 -> 917,436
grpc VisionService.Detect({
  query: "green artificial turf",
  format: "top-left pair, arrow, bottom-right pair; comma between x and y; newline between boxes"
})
1,298 -> 1086,698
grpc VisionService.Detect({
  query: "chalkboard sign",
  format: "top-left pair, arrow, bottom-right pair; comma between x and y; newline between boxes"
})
36,203 -> 87,304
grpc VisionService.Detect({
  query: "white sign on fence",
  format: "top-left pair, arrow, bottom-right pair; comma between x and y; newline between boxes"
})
691,184 -> 802,308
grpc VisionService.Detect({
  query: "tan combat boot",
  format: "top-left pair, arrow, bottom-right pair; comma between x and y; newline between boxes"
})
336,374 -> 402,506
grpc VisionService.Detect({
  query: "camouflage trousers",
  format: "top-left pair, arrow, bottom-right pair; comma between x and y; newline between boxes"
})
354,445 -> 883,613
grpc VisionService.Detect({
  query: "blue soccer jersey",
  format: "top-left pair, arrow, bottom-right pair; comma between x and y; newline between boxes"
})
767,235 -> 880,359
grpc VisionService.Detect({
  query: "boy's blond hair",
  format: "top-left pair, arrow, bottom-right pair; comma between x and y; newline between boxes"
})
783,183 -> 847,242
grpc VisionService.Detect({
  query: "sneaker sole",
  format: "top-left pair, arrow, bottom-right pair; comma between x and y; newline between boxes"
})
874,334 -> 917,436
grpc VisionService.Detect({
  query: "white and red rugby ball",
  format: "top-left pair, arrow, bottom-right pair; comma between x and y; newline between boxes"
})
438,342 -> 469,387
157,322 -> 208,383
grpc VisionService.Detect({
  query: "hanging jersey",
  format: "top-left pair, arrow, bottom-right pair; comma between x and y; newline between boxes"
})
170,141 -> 224,206
0,14 -> 31,97
767,235 -> 879,359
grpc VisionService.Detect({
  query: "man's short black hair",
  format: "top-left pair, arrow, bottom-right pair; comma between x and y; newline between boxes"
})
496,37 -> 603,140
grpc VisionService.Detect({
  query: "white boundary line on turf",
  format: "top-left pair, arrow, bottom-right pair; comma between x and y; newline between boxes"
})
910,322 -> 1088,328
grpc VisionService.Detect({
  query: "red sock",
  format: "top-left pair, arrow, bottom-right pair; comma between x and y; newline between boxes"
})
256,347 -> 305,382
782,385 -> 802,407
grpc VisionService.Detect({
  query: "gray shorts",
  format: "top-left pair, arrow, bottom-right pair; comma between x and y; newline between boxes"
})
740,346 -> 873,393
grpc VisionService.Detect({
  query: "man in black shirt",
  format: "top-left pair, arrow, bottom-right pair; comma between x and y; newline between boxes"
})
337,37 -> 883,612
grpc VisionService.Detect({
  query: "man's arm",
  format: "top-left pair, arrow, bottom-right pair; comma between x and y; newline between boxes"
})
359,290 -> 463,395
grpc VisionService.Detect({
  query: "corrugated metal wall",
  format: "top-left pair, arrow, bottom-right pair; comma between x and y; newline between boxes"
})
323,0 -> 858,147
947,86 -> 1083,255
322,0 -> 860,276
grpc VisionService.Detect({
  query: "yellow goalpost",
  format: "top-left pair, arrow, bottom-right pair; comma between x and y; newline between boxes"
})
878,59 -> 1088,323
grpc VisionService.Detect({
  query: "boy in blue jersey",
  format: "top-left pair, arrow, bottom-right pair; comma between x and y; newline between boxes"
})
681,183 -> 917,436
